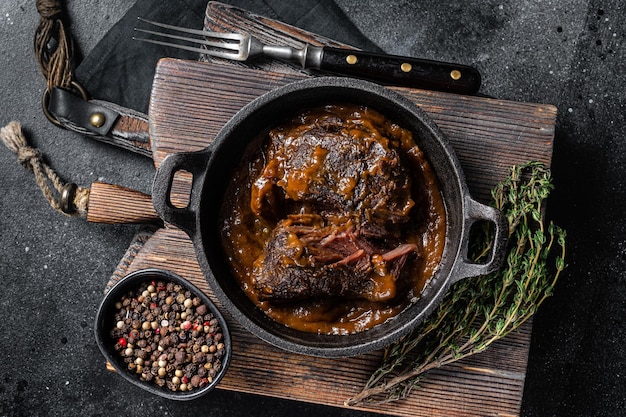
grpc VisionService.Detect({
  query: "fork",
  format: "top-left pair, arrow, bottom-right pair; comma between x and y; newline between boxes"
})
134,18 -> 481,95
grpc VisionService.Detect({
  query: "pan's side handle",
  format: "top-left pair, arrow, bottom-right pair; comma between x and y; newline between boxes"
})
451,196 -> 509,283
152,150 -> 211,235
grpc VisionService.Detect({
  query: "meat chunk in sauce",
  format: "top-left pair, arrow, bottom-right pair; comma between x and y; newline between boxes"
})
251,105 -> 415,225
252,214 -> 417,302
250,105 -> 421,303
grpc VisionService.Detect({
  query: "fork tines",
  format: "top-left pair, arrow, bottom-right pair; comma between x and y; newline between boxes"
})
133,18 -> 248,61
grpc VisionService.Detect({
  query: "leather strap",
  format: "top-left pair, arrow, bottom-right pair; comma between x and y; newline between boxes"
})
47,87 -> 152,157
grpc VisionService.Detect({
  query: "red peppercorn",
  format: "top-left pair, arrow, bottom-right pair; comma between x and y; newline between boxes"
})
181,376 -> 189,384
118,337 -> 128,348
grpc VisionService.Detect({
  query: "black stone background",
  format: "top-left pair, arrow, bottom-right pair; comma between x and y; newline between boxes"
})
0,1 -> 624,416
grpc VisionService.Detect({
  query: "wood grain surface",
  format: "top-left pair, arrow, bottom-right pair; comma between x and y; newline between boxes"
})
150,59 -> 556,204
141,59 -> 556,417
107,3 -> 557,416
122,227 -> 533,417
87,182 -> 159,224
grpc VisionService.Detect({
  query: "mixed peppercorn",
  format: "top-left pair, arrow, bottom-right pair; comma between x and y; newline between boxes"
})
109,279 -> 226,393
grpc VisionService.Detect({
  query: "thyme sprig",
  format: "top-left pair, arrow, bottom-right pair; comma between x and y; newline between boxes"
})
347,161 -> 566,406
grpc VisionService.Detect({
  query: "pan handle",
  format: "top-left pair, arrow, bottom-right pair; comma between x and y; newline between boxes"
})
152,150 -> 211,235
86,182 -> 161,224
451,196 -> 509,283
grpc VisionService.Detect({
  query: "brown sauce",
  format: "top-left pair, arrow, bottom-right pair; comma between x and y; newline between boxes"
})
219,104 -> 446,334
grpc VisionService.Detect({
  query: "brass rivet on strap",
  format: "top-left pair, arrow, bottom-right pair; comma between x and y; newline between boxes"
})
450,70 -> 462,80
346,54 -> 358,65
401,63 -> 412,73
90,112 -> 106,128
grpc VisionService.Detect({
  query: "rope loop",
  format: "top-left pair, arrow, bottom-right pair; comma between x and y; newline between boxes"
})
34,14 -> 74,90
0,3 -> 93,220
1,121 -> 90,217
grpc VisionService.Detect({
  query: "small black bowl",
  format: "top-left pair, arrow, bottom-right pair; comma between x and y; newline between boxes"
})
94,268 -> 231,400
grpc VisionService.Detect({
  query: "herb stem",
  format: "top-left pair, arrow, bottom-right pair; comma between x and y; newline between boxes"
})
346,162 -> 566,406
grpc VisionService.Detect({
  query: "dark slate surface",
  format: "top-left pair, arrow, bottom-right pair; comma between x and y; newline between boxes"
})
0,1 -> 624,416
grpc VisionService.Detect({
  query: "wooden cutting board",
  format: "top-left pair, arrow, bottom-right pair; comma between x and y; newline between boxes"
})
111,58 -> 557,417
105,3 -> 557,416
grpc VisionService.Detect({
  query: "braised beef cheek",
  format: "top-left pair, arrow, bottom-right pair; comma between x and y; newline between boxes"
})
219,104 -> 446,334
250,108 -> 414,224
253,214 -> 417,303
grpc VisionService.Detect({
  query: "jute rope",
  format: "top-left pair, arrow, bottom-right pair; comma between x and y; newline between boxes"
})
34,0 -> 75,91
0,1 -> 92,217
1,121 -> 89,217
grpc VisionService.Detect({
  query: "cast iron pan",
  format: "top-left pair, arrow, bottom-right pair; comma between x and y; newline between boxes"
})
152,77 -> 507,357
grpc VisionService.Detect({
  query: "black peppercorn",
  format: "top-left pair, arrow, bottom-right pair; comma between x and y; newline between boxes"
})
175,351 -> 186,364
192,352 -> 205,364
190,374 -> 202,388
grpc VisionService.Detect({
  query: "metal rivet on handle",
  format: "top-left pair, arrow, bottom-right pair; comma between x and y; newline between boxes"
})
346,54 -> 358,65
401,63 -> 412,73
60,182 -> 78,214
90,112 -> 106,128
450,70 -> 462,80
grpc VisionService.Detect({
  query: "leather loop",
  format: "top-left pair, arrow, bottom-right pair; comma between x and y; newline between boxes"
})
48,87 -> 119,135
47,87 -> 152,157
